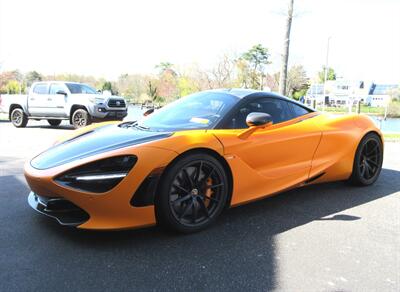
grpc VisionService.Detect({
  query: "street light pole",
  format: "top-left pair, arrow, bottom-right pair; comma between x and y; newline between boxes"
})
323,36 -> 331,112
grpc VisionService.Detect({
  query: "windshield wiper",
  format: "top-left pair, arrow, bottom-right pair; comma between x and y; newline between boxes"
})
119,121 -> 150,131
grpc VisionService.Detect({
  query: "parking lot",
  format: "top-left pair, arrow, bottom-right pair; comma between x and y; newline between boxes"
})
0,119 -> 399,291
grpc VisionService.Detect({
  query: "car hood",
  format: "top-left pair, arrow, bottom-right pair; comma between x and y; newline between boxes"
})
31,124 -> 172,170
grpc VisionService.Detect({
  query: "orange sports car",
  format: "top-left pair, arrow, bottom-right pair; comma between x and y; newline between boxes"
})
25,89 -> 384,233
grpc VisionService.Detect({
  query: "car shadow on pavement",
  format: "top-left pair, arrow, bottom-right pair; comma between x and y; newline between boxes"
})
1,168 -> 399,291
24,125 -> 75,130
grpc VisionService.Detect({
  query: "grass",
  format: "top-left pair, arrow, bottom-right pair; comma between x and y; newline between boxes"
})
0,113 -> 8,120
383,133 -> 400,141
319,105 -> 385,115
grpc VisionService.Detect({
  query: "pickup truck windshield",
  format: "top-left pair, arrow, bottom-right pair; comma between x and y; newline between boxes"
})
66,83 -> 97,94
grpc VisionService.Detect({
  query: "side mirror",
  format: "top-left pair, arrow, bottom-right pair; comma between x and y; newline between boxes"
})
56,90 -> 67,96
143,108 -> 154,116
246,112 -> 272,127
238,112 -> 273,139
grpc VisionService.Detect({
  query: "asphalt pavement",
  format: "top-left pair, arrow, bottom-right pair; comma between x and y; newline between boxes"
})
0,120 -> 399,291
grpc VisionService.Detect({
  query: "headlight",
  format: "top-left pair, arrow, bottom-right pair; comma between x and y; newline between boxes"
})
55,155 -> 137,193
88,97 -> 105,104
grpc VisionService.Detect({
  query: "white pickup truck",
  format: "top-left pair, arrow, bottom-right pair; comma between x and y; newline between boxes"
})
3,81 -> 128,128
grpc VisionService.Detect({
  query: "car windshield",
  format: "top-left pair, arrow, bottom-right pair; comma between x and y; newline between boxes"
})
66,83 -> 97,94
138,91 -> 239,131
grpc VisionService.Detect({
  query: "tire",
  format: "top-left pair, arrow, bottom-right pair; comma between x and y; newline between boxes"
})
48,119 -> 62,127
10,108 -> 28,128
155,153 -> 229,233
71,109 -> 91,129
349,132 -> 383,186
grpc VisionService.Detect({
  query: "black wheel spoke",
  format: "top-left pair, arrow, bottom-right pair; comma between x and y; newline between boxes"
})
364,162 -> 371,178
171,194 -> 191,205
192,200 -> 198,223
366,143 -> 378,155
204,195 -> 219,203
194,161 -> 203,183
179,201 -> 193,219
206,183 -> 224,189
198,198 -> 210,217
182,169 -> 194,188
360,165 -> 366,177
366,159 -> 378,167
173,183 -> 189,194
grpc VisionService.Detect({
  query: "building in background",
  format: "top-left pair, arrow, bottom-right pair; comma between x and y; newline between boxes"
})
305,80 -> 398,108
365,84 -> 398,107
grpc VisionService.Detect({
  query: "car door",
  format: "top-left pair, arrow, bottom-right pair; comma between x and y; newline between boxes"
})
48,83 -> 68,117
211,97 -> 322,205
28,83 -> 50,116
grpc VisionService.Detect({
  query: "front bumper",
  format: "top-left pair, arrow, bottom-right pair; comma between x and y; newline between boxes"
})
28,192 -> 89,226
90,105 -> 128,120
24,145 -> 178,230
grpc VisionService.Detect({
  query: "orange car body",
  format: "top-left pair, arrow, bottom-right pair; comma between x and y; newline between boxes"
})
24,109 -> 382,230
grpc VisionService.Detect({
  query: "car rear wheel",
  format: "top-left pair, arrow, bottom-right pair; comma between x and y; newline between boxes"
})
155,153 -> 229,233
11,108 -> 28,128
72,109 -> 91,128
349,132 -> 383,186
48,119 -> 62,127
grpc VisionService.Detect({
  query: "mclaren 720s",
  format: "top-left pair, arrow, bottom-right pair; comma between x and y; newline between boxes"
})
25,89 -> 384,233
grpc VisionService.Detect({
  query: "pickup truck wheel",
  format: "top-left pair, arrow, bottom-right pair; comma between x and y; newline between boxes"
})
48,119 -> 62,127
72,109 -> 91,128
11,108 -> 28,128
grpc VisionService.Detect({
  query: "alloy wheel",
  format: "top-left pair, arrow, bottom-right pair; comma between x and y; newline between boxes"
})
359,138 -> 381,180
168,160 -> 225,227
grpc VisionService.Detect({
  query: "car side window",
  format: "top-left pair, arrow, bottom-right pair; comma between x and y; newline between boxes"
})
227,98 -> 293,129
49,83 -> 66,95
33,83 -> 48,94
288,102 -> 312,118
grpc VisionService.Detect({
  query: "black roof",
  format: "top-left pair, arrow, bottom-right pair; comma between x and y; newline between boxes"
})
207,88 -> 315,111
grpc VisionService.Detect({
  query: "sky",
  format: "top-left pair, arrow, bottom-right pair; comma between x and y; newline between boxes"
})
0,0 -> 399,83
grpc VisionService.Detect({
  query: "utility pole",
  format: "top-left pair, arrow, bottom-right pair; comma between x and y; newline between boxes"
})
322,36 -> 331,112
278,0 -> 294,96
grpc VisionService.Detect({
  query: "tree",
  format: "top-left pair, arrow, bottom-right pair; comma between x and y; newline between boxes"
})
155,62 -> 176,76
318,66 -> 336,83
286,65 -> 309,98
101,81 -> 118,95
207,54 -> 236,88
147,80 -> 159,102
25,71 -> 43,86
5,80 -> 22,94
239,44 -> 270,89
278,0 -> 294,96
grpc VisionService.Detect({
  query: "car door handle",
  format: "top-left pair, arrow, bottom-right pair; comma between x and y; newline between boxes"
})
30,98 -> 35,101
47,98 -> 52,101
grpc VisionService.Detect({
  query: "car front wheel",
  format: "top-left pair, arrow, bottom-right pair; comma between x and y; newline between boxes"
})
155,153 -> 229,233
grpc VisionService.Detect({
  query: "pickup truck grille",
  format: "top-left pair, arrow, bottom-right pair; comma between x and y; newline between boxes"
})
108,99 -> 126,108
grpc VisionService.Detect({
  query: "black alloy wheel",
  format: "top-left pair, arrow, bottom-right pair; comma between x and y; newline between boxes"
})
156,153 -> 229,233
350,132 -> 383,186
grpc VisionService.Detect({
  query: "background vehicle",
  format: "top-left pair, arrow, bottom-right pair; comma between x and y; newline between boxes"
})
25,89 -> 384,233
7,81 -> 128,128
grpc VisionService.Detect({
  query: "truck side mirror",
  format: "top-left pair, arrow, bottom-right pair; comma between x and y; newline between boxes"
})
56,90 -> 67,96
